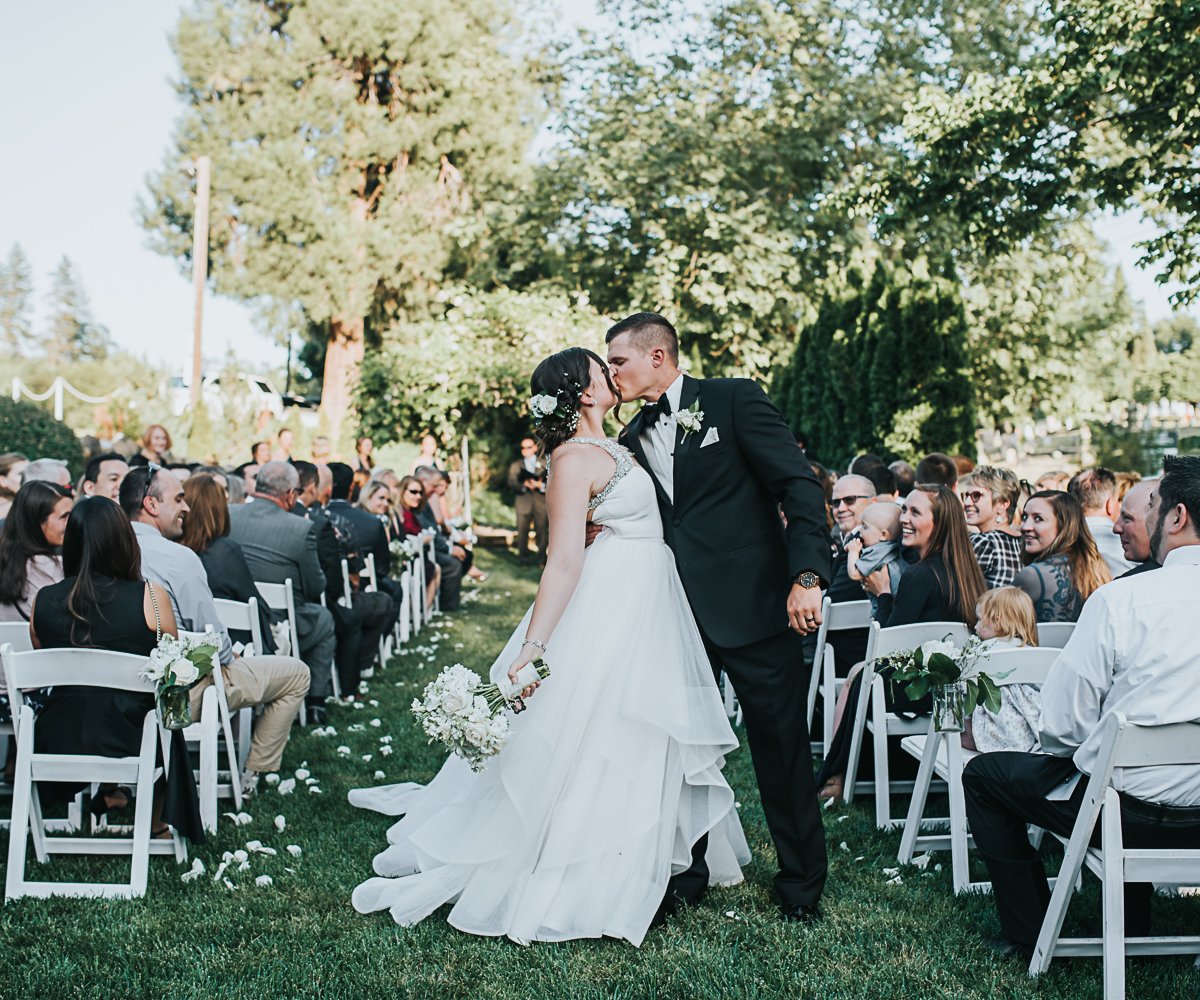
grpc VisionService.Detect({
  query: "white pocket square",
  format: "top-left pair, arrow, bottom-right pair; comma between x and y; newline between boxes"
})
700,427 -> 720,448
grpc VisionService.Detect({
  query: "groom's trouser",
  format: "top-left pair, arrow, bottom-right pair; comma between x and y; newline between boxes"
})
673,627 -> 827,909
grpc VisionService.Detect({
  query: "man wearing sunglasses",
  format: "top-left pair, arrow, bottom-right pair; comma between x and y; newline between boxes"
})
824,474 -> 881,676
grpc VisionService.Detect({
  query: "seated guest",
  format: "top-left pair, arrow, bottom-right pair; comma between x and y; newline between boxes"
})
138,424 -> 174,465
846,501 -> 906,618
823,474 -> 878,675
414,466 -> 465,610
1068,466 -> 1135,577
1113,480 -> 1159,578
961,466 -> 1024,587
1034,470 -> 1070,492
963,455 -> 1200,957
23,458 -> 72,490
226,462 -> 334,726
394,475 -> 441,611
80,452 -> 129,501
863,464 -> 898,502
122,467 -> 311,788
0,452 -> 29,520
232,462 -> 259,499
817,484 -> 986,799
295,461 -> 394,699
191,465 -> 229,495
28,497 -> 204,842
0,482 -> 71,623
849,453 -> 884,476
915,452 -> 958,490
328,462 -> 404,603
1013,491 -> 1110,622
962,587 -> 1041,753
889,460 -> 916,499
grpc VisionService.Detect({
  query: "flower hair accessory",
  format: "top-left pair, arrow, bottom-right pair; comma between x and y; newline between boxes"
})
528,373 -> 584,433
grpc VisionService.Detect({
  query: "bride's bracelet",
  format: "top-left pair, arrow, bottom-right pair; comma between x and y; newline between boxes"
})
522,638 -> 548,654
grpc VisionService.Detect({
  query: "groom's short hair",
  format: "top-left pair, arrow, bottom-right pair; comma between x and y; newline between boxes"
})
606,312 -> 679,363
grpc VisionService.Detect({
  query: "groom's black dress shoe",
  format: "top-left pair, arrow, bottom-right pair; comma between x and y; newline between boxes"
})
986,938 -> 1034,962
650,887 -> 707,929
780,902 -> 823,925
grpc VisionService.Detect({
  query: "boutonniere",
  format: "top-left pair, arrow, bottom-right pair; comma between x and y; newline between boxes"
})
677,400 -> 704,443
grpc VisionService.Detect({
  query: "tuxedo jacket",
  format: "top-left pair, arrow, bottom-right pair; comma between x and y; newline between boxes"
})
618,375 -> 830,648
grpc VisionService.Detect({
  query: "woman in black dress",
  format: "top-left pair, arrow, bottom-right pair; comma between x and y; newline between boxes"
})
28,497 -> 205,843
816,484 -> 987,798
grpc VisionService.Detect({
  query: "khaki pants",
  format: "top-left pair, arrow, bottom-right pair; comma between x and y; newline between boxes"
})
190,654 -> 311,773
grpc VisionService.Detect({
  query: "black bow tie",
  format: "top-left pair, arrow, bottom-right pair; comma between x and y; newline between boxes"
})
643,395 -> 672,426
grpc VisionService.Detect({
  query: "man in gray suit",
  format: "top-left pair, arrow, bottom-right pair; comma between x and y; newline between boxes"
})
229,462 -> 336,725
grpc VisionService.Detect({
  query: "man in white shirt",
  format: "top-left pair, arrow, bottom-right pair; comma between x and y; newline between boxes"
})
963,456 -> 1200,957
119,466 -> 310,796
1068,466 -> 1135,577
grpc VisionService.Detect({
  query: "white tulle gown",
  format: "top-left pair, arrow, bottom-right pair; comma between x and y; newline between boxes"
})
349,437 -> 750,945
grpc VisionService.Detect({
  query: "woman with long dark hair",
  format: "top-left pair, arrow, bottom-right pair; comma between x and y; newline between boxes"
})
27,497 -> 204,841
0,481 -> 71,623
1013,489 -> 1111,621
0,452 -> 29,520
816,484 -> 987,800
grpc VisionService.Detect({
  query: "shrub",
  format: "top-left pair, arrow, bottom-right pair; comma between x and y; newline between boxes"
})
0,397 -> 85,477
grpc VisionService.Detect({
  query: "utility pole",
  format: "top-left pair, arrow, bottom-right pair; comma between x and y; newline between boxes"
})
189,156 -> 211,407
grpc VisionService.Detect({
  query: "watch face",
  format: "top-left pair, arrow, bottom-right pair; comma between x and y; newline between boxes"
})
798,572 -> 819,588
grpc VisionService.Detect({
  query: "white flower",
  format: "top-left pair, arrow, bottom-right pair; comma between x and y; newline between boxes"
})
677,402 -> 705,440
529,393 -> 560,418
255,875 -> 273,888
439,691 -> 467,714
919,639 -> 959,662
171,658 -> 199,686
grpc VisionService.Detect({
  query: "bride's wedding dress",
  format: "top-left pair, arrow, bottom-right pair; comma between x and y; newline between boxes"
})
348,437 -> 749,945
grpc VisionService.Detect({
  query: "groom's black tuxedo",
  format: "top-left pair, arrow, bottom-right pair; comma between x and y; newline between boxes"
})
620,374 -> 832,910
620,375 -> 830,647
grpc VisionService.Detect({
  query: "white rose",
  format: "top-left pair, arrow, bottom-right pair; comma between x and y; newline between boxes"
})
172,658 -> 200,685
919,639 -> 959,662
463,722 -> 490,744
529,393 -> 559,417
440,691 -> 467,714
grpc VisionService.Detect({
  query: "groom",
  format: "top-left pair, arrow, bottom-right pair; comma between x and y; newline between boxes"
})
605,312 -> 832,924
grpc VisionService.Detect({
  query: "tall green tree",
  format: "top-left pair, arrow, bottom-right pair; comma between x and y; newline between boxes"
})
0,243 -> 34,353
894,0 -> 1200,302
43,257 -> 110,366
141,0 -> 550,447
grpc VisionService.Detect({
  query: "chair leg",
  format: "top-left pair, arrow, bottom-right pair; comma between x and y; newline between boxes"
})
946,737 -> 970,894
822,648 -> 835,755
1101,798 -> 1125,1000
199,710 -> 218,835
898,729 -> 939,864
218,702 -> 242,812
28,785 -> 48,864
5,718 -> 34,900
129,720 -> 158,898
843,665 -> 871,805
871,681 -> 891,828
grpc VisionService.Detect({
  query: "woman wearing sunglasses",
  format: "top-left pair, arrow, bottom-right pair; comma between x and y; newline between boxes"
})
960,466 -> 1024,588
394,475 -> 440,613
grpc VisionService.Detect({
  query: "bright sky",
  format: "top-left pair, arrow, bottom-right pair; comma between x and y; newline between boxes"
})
0,1 -> 1189,382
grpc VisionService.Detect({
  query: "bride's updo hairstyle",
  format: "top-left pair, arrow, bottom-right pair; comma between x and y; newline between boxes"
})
529,347 -> 619,456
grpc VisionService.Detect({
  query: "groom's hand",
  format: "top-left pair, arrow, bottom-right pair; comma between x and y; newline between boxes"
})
787,584 -> 823,635
584,523 -> 603,547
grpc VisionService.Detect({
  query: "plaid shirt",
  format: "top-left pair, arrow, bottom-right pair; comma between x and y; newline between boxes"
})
971,529 -> 1024,589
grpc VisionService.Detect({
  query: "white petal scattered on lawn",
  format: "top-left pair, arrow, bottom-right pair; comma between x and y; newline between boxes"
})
934,864 -> 943,872
369,719 -> 382,728
295,768 -> 311,780
212,861 -> 228,882
264,773 -> 281,786
233,849 -> 249,862
245,840 -> 263,852
837,816 -> 849,823
223,878 -> 236,891
238,861 -> 251,872
883,868 -> 900,877
362,754 -> 372,762
274,815 -> 286,832
839,842 -> 849,851
336,745 -> 351,755
379,735 -> 393,744
304,777 -> 319,785
911,853 -> 932,871
886,875 -> 903,886
181,859 -> 205,882
373,770 -> 386,780
352,702 -> 364,710
855,857 -> 865,862
379,746 -> 393,756
308,786 -> 322,794
368,699 -> 380,707
278,778 -> 296,795
255,875 -> 273,888
286,845 -> 302,858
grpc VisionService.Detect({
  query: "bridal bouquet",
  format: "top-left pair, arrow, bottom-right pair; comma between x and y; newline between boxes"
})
140,634 -> 220,730
412,660 -> 551,772
883,635 -> 1002,733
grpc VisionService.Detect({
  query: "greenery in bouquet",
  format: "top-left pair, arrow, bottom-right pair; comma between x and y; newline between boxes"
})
885,636 -> 1002,714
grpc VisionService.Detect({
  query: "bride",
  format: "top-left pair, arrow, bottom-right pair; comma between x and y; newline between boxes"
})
349,347 -> 749,945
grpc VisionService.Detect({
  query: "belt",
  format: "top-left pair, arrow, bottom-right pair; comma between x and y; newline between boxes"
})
1119,792 -> 1200,823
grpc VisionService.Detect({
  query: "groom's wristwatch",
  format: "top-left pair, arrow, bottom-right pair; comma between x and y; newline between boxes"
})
793,571 -> 821,589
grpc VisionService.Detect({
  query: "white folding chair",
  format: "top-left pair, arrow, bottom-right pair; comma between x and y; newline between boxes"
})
362,553 -> 392,673
3,646 -> 184,900
0,621 -> 33,744
410,551 -> 426,634
177,629 -> 243,833
1036,622 -> 1076,649
423,535 -> 441,617
395,566 -> 412,648
808,597 -> 872,753
254,579 -> 306,722
844,620 -> 972,828
213,597 -> 264,769
1030,713 -> 1200,997
897,646 -> 1062,892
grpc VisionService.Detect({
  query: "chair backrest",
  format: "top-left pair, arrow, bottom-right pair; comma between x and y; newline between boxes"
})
212,596 -> 264,656
984,646 -> 1061,686
1036,622 -> 1076,649
253,580 -> 293,614
363,553 -> 379,593
0,622 -> 33,654
1112,717 -> 1200,768
866,620 -> 972,661
3,647 -> 155,704
825,599 -> 873,632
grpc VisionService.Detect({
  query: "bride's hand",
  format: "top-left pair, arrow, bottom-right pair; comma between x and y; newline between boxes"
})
508,649 -> 541,700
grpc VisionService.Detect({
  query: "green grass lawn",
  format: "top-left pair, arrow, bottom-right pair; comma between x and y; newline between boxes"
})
1,550 -> 1196,999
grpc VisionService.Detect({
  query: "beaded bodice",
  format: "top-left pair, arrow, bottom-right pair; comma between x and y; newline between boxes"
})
560,437 -> 662,539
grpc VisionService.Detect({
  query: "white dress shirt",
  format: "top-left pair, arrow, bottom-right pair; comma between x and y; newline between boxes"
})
132,522 -> 233,665
1039,544 -> 1200,806
1085,514 -> 1135,578
642,373 -> 685,504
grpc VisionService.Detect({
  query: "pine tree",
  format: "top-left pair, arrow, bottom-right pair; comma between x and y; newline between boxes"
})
44,257 -> 110,365
142,0 -> 546,449
0,244 -> 34,353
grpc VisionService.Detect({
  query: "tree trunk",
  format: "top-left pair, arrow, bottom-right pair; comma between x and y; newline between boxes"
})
319,313 -> 365,453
